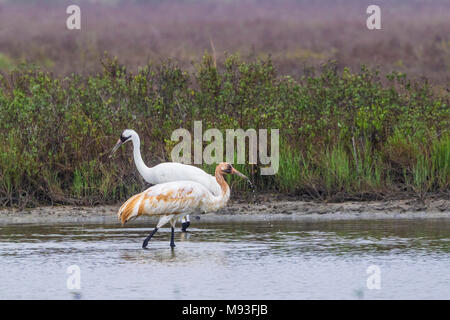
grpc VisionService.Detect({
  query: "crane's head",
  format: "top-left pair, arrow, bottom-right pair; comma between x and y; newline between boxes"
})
109,129 -> 137,158
217,162 -> 253,188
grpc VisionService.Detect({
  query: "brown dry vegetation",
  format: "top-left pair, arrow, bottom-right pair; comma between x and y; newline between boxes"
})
0,0 -> 449,86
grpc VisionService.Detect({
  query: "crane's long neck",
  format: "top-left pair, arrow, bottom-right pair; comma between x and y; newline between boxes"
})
204,169 -> 231,211
215,170 -> 230,197
131,135 -> 150,179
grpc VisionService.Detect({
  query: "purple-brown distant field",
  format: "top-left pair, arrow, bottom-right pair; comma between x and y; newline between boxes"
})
0,0 -> 449,85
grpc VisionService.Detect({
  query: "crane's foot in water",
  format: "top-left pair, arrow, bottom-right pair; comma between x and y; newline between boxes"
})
181,221 -> 190,232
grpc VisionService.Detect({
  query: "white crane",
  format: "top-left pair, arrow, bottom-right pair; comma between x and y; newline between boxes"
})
118,162 -> 249,248
110,129 -> 222,232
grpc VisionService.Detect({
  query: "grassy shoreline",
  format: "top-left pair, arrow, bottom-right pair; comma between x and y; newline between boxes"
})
0,55 -> 448,207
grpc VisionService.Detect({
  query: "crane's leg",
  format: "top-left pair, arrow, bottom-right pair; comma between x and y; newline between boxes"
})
142,228 -> 158,249
170,227 -> 175,248
142,215 -> 173,249
170,218 -> 176,248
181,215 -> 190,232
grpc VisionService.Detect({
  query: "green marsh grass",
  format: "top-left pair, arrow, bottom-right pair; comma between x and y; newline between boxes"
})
0,54 -> 448,206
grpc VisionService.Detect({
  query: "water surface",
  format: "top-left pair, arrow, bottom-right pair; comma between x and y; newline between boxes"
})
1,219 -> 449,299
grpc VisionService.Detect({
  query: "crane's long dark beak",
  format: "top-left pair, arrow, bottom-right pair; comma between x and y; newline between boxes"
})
231,167 -> 254,189
109,139 -> 123,158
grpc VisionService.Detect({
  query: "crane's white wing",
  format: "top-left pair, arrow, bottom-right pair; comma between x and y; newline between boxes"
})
118,181 -> 208,224
145,162 -> 222,196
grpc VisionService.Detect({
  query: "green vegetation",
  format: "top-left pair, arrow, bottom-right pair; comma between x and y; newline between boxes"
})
0,53 -> 15,72
0,54 -> 448,207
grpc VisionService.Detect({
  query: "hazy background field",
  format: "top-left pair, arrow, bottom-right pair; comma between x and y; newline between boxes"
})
0,0 -> 449,86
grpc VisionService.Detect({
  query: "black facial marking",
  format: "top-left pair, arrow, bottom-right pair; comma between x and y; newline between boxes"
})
223,164 -> 232,173
120,135 -> 130,143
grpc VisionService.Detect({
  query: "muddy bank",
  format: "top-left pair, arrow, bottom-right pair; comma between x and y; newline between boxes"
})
0,198 -> 448,225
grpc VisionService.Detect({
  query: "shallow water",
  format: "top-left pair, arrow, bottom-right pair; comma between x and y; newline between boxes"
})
0,219 -> 449,299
